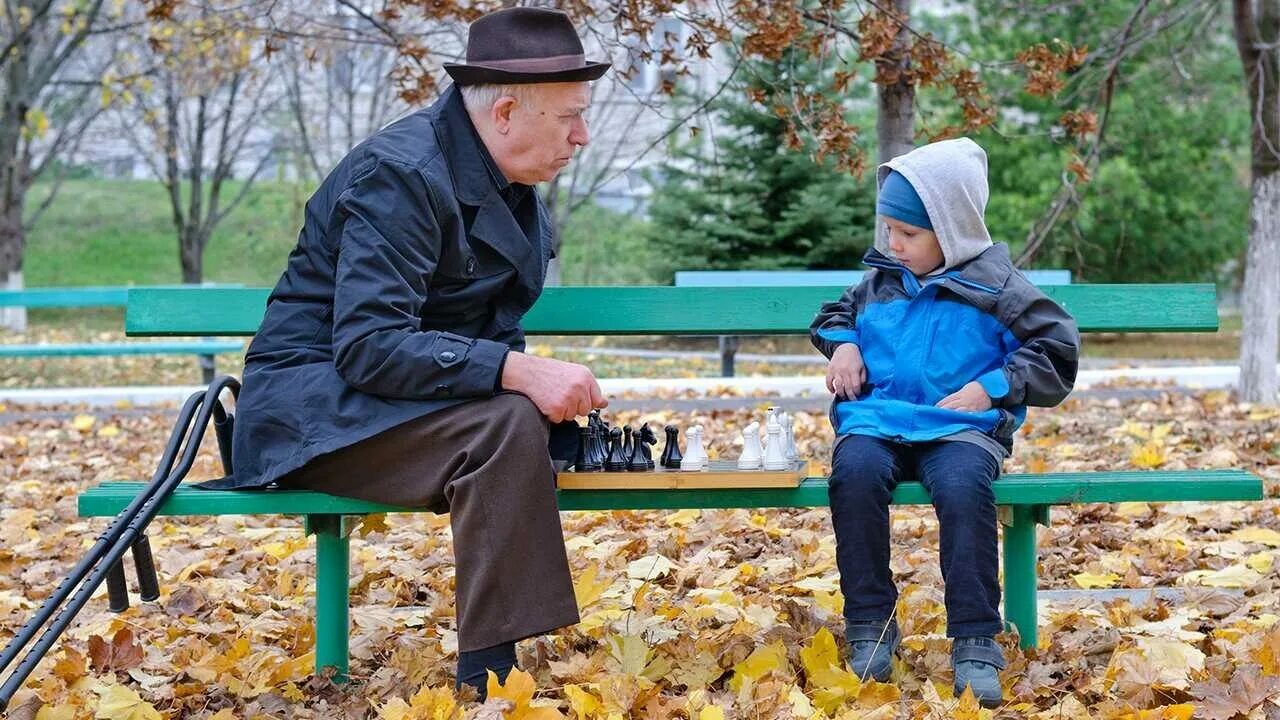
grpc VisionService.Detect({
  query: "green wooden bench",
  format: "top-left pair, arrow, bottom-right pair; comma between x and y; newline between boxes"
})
0,287 -> 243,382
77,284 -> 1263,678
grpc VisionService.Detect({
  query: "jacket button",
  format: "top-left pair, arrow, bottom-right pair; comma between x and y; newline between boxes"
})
466,257 -> 476,275
440,350 -> 457,362
435,384 -> 450,395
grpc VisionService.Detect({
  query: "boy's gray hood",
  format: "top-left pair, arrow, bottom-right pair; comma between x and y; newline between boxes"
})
876,137 -> 992,272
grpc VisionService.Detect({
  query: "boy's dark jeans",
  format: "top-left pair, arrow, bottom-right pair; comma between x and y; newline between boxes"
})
830,434 -> 1003,639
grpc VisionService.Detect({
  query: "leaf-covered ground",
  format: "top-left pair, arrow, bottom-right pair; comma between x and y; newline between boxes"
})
1,389 -> 1279,719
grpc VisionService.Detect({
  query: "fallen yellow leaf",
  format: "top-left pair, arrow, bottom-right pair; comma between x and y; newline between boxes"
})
1130,442 -> 1165,469
1246,552 -> 1274,574
1233,527 -> 1280,547
665,509 -> 702,527
573,564 -> 612,610
94,683 -> 162,720
72,414 -> 96,432
698,706 -> 725,720
486,668 -> 563,720
1073,572 -> 1121,589
729,640 -> 788,692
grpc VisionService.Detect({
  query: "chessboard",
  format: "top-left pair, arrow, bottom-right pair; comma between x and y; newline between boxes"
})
556,460 -> 808,490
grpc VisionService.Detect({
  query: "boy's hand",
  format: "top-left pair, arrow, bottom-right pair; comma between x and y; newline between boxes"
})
826,343 -> 867,399
936,381 -> 993,412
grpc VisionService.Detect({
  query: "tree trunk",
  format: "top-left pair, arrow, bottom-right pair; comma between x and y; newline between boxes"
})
877,0 -> 915,166
1239,173 -> 1279,403
875,0 -> 914,249
0,27 -> 29,332
1234,0 -> 1280,403
180,227 -> 205,283
544,175 -> 563,286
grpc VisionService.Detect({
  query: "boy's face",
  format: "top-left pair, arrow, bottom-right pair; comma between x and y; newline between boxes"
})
883,217 -> 944,276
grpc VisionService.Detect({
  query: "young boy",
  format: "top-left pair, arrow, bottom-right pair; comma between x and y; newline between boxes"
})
809,138 -> 1079,707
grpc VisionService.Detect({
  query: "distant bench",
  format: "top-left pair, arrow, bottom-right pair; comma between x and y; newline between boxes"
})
0,286 -> 244,383
673,269 -> 1073,376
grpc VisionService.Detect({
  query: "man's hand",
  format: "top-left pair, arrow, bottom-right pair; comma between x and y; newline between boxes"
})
936,381 -> 993,412
826,343 -> 867,400
500,352 -> 607,423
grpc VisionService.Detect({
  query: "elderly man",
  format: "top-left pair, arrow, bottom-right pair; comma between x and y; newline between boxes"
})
226,7 -> 609,696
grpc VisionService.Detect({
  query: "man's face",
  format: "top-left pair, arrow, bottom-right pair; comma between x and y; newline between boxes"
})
884,216 -> 945,276
493,82 -> 591,185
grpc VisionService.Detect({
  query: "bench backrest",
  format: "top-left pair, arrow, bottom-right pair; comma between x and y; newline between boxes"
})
674,269 -> 1073,287
1,284 -> 243,309
126,284 -> 1219,337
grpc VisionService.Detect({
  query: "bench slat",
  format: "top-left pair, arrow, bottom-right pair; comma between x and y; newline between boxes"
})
79,470 -> 1261,517
126,284 -> 1221,337
674,269 -> 1074,287
0,284 -> 244,308
0,341 -> 242,357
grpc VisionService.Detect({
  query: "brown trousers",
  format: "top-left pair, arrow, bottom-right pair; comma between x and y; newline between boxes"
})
278,392 -> 580,651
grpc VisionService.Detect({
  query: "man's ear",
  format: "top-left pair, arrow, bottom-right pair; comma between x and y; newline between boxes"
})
492,95 -> 518,135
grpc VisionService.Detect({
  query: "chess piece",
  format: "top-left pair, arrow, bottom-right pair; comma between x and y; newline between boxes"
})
763,414 -> 789,470
588,412 -> 610,470
680,425 -> 706,471
738,421 -> 763,470
626,425 -> 648,471
660,424 -> 683,469
638,423 -> 658,470
783,413 -> 797,462
604,427 -> 627,471
578,425 -> 601,471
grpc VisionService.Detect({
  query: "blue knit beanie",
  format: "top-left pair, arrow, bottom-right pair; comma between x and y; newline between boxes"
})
877,170 -> 933,231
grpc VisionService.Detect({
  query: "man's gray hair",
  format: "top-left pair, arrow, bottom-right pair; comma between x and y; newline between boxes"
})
460,84 -> 537,112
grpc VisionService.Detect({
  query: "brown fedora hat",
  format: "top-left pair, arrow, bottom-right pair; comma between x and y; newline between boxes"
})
444,7 -> 610,85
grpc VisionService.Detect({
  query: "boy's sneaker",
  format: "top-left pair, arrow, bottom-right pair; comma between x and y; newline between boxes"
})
846,620 -> 899,682
952,636 -> 1005,708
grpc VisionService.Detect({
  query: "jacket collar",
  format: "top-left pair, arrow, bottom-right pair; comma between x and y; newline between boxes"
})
431,85 -> 546,291
862,244 -> 1012,310
433,85 -> 511,206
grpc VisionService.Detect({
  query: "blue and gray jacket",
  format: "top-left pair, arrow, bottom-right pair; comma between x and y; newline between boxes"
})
810,139 -> 1080,456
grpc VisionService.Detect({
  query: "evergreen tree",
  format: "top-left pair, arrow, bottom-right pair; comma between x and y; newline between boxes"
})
645,56 -> 878,278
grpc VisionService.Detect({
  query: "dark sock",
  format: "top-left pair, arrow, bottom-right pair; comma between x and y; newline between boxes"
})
456,641 -> 517,699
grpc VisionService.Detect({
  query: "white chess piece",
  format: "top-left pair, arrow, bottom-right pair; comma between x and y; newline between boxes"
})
763,414 -> 789,470
782,413 -> 797,462
681,425 -> 707,471
738,421 -> 763,470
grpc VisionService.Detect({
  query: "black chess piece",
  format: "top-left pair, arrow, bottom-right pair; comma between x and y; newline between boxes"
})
604,427 -> 627,471
661,424 -> 683,470
575,426 -> 601,471
638,423 -> 658,470
586,412 -> 608,469
622,425 -> 633,464
626,430 -> 646,471
594,425 -> 609,469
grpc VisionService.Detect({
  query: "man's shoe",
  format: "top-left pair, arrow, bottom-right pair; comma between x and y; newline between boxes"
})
952,636 -> 1005,708
846,620 -> 899,683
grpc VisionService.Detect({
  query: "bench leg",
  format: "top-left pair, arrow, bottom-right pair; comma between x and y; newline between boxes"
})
198,354 -> 216,384
308,515 -> 351,680
1002,504 -> 1039,650
718,335 -> 739,377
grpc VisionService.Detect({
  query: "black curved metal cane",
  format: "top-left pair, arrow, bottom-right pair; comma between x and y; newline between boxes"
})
0,377 -> 240,711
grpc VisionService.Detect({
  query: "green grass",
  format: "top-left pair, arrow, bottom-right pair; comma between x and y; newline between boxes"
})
26,178 -> 309,287
24,178 -> 664,288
